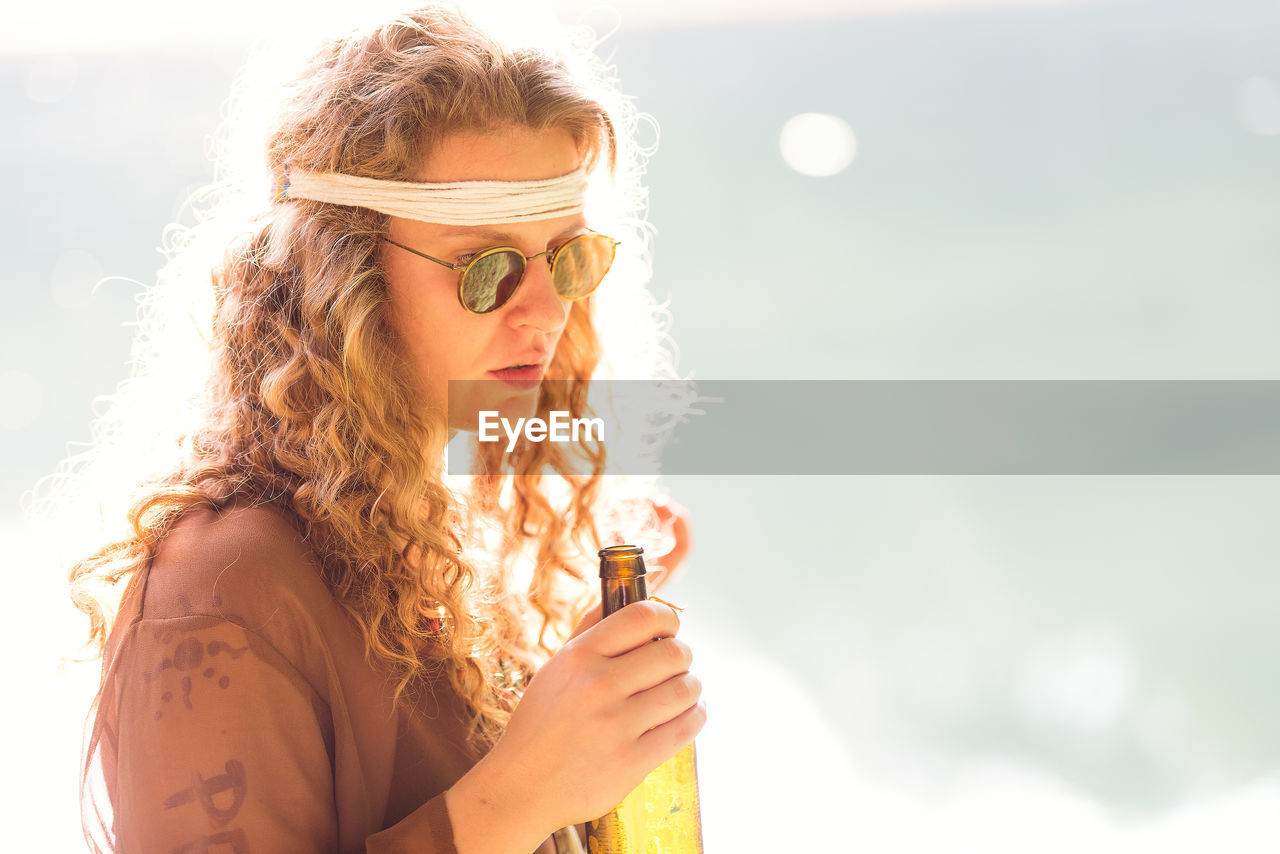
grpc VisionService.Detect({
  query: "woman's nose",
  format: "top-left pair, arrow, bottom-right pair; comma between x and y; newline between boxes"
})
504,256 -> 569,333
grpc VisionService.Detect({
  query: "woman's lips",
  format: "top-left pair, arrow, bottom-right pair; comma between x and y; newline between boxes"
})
488,364 -> 545,390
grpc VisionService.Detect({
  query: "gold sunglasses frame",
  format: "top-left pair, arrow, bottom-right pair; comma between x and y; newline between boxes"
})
382,231 -> 619,316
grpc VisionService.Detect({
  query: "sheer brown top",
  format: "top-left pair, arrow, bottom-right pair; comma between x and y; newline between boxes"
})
91,502 -> 570,853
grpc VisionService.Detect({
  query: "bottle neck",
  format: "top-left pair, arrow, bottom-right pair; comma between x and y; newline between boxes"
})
601,574 -> 648,617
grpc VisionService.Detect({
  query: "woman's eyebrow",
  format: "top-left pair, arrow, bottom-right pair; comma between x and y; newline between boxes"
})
434,227 -> 518,244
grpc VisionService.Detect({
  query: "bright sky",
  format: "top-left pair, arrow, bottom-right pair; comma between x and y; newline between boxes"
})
2,0 -> 1099,55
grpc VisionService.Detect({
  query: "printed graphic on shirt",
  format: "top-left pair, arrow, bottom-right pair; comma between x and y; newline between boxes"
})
163,758 -> 249,826
146,629 -> 251,719
172,828 -> 250,853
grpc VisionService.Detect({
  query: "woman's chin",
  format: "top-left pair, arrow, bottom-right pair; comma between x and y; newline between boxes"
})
447,383 -> 541,434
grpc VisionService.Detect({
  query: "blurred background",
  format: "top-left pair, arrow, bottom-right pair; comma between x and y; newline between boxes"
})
3,0 -> 1280,848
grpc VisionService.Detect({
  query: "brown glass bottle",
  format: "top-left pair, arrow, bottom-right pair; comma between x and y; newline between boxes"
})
585,545 -> 704,854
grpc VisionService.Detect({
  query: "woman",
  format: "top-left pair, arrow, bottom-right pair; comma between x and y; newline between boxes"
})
68,4 -> 702,852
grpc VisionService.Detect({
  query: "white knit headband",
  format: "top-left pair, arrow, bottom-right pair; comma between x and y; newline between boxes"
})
278,167 -> 589,226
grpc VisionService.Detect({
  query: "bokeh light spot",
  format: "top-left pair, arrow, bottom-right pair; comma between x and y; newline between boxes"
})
0,370 -> 44,430
1014,631 -> 1134,734
779,112 -> 857,176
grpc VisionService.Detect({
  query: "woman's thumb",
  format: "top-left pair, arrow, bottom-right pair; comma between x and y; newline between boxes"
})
568,601 -> 604,640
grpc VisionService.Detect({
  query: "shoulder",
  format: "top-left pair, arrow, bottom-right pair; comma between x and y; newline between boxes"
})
142,501 -> 335,629
130,501 -> 366,698
155,500 -> 315,574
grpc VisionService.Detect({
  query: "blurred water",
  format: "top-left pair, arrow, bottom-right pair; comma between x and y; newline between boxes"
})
5,0 -> 1280,846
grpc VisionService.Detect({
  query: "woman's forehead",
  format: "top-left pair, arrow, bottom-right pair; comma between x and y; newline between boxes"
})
412,125 -> 582,183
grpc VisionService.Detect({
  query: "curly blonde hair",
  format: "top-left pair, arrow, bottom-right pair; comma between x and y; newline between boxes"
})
64,2 -> 674,759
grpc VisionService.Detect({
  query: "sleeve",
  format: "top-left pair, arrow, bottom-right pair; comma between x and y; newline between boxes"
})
364,796 -> 459,854
110,617 -> 340,853
105,615 -> 464,854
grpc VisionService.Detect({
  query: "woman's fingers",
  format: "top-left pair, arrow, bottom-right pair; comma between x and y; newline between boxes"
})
645,567 -> 668,589
648,501 -> 692,587
624,670 -> 703,734
607,636 -> 692,697
635,699 -> 707,769
567,601 -> 603,641
577,599 -> 681,658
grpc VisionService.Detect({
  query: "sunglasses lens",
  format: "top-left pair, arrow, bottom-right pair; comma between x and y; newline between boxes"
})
461,250 -> 525,313
552,235 -> 616,300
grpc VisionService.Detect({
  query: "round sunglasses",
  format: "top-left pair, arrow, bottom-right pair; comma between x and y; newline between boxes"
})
382,231 -> 619,315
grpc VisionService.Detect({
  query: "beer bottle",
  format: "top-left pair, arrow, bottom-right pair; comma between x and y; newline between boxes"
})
586,545 -> 704,853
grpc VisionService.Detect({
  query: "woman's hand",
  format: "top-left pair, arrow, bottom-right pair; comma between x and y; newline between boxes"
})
446,600 -> 705,853
648,501 -> 692,591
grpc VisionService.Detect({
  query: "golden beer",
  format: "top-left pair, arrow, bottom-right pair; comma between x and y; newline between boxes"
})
586,545 -> 704,854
